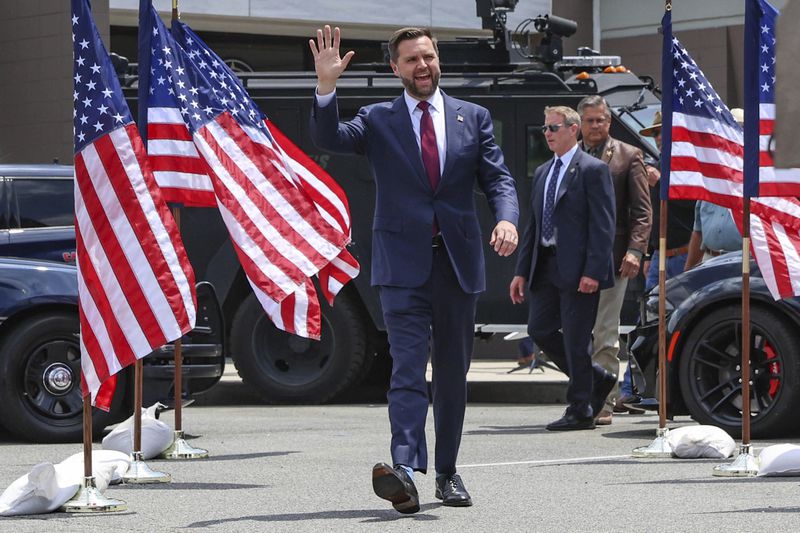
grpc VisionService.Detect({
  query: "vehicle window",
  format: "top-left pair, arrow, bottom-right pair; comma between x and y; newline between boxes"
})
12,178 -> 74,228
0,178 -> 8,230
526,125 -> 551,179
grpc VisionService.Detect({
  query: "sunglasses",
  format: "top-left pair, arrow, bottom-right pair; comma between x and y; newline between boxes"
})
540,123 -> 565,133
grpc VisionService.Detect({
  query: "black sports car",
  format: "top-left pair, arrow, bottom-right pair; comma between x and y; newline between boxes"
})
629,251 -> 800,437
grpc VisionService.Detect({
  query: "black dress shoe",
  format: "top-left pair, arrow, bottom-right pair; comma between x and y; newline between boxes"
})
546,411 -> 596,431
591,371 -> 618,419
372,463 -> 420,514
435,473 -> 472,507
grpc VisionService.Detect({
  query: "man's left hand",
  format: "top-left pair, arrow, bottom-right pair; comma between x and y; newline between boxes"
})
578,276 -> 599,293
619,252 -> 641,278
490,220 -> 518,257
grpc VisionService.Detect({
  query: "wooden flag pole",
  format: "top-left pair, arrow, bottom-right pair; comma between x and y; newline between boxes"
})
633,0 -> 674,457
712,199 -> 758,476
160,0 -> 208,460
657,200 -> 668,431
632,199 -> 673,457
60,380 -> 127,512
741,197 -> 752,446
172,207 -> 184,434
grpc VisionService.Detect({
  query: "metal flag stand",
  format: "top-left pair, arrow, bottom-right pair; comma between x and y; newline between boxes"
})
633,0 -> 673,459
712,192 -> 758,476
122,360 -> 172,483
152,0 -> 208,462
160,209 -> 209,460
61,383 -> 127,512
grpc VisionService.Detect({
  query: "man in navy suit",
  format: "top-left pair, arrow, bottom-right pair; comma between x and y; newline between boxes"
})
509,106 -> 617,431
309,26 -> 519,513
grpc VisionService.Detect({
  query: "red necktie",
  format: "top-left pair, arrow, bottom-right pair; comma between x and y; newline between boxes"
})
418,101 -> 440,235
417,101 -> 440,192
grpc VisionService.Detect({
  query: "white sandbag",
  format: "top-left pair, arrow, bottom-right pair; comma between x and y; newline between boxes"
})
102,402 -> 173,459
60,450 -> 131,485
757,444 -> 800,476
0,460 -> 115,516
666,425 -> 736,459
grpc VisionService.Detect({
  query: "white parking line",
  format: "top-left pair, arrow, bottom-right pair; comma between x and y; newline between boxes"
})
459,454 -> 631,469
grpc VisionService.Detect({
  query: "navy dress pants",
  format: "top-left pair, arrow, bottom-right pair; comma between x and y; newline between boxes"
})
527,249 -> 604,417
378,245 -> 478,476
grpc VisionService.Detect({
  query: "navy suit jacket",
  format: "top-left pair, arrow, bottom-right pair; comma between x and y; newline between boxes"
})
515,148 -> 616,290
310,91 -> 519,294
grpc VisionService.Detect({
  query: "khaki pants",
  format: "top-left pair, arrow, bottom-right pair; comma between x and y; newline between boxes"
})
591,276 -> 628,412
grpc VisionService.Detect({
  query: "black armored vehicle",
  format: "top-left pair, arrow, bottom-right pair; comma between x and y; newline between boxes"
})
127,3 -> 663,404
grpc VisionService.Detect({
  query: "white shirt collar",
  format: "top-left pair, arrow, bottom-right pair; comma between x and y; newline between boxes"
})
554,143 -> 580,170
404,88 -> 444,115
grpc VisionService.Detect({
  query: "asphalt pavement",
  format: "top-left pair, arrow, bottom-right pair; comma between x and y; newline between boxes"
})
2,365 -> 800,532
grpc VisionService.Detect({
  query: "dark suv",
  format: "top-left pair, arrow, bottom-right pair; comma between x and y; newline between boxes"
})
0,164 -> 226,442
0,164 -> 76,263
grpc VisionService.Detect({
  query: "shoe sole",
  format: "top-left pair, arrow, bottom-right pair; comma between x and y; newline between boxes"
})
545,423 -> 596,431
372,465 -> 419,514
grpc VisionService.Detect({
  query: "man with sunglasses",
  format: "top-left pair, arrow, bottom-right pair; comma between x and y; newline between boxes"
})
510,106 -> 617,431
577,95 -> 652,426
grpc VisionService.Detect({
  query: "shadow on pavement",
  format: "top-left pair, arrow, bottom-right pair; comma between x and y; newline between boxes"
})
185,503 -> 441,527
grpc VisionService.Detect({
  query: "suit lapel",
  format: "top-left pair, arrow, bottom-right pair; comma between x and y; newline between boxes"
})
441,92 -> 463,183
387,96 -> 429,189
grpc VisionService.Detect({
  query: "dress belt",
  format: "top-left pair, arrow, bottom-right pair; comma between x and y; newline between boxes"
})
664,245 -> 689,258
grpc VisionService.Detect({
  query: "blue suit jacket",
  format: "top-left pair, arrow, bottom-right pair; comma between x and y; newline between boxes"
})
515,148 -> 616,290
310,91 -> 519,293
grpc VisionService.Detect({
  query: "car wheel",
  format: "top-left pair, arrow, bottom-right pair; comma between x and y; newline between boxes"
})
0,312 -> 123,443
678,305 -> 800,437
231,287 -> 367,403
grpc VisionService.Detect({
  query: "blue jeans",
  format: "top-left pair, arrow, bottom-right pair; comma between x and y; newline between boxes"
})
624,250 -> 689,395
645,251 -> 688,291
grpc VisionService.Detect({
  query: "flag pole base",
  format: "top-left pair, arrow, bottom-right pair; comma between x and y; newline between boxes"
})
122,451 -> 172,483
60,476 -> 127,513
632,427 -> 674,458
712,443 -> 759,477
160,430 -> 209,459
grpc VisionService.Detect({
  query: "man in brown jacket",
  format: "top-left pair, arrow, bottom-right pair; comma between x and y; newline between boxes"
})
577,95 -> 652,425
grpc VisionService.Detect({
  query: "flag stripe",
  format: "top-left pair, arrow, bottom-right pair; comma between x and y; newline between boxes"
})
195,127 -> 319,289
76,148 -> 163,351
74,219 -> 139,369
93,130 -> 192,340
214,113 -> 348,252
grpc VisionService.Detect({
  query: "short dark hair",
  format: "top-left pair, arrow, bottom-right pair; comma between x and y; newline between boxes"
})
387,27 -> 438,62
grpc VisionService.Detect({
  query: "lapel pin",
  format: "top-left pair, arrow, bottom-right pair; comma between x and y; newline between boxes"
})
457,114 -> 464,122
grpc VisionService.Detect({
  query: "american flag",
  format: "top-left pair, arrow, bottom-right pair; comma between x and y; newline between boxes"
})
138,2 -> 358,339
662,12 -> 743,207
741,0 -> 800,299
72,0 -> 196,409
743,0 -> 800,197
660,7 -> 800,300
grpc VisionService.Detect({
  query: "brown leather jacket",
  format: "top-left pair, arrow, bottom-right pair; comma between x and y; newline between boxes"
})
585,137 -> 652,270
